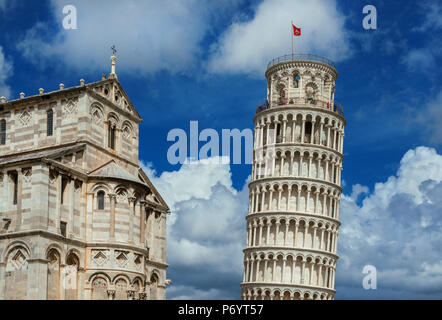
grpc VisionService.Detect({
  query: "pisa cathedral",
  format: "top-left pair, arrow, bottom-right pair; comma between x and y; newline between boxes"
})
242,54 -> 345,300
0,55 -> 169,300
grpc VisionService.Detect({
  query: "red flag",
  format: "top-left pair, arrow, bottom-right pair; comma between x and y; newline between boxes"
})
292,24 -> 301,36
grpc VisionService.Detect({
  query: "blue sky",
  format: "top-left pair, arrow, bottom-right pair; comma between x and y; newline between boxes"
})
1,0 -> 442,299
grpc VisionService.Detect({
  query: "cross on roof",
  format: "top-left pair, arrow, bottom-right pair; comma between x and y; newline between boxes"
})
111,45 -> 117,55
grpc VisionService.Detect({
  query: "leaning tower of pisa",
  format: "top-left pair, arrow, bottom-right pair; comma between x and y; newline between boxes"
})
241,54 -> 345,300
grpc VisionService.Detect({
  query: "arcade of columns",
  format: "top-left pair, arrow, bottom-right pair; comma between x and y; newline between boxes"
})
241,57 -> 346,300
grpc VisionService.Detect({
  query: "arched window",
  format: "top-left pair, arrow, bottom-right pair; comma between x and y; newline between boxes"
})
47,109 -> 53,136
305,121 -> 312,135
150,274 -> 159,299
92,277 -> 108,300
293,75 -> 300,88
97,191 -> 105,210
108,121 -> 116,150
47,249 -> 61,300
9,171 -> 18,205
0,119 -> 6,145
65,253 -> 79,300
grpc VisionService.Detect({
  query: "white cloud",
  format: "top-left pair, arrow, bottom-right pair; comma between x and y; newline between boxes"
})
337,146 -> 442,299
142,157 -> 249,299
0,46 -> 13,98
401,48 -> 436,71
17,0 -> 243,75
207,0 -> 351,76
415,91 -> 442,144
143,147 -> 442,299
413,2 -> 442,32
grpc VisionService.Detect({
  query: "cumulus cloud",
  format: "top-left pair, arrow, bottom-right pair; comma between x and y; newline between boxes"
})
207,0 -> 351,76
0,46 -> 13,98
142,146 -> 442,299
17,0 -> 243,75
337,146 -> 442,299
141,157 -> 249,299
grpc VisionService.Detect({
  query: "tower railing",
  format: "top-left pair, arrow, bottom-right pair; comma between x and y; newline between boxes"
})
267,54 -> 336,69
256,98 -> 344,116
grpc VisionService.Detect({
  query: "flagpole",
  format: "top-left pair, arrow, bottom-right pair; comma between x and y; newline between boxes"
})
291,20 -> 294,59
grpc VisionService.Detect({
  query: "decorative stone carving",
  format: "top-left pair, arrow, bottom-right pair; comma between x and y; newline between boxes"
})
18,109 -> 32,127
92,250 -> 108,266
115,251 -> 128,267
62,99 -> 77,116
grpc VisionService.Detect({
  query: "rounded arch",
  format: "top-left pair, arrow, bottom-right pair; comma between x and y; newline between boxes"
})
90,102 -> 104,124
2,240 -> 31,263
122,120 -> 134,139
107,112 -> 120,126
112,273 -> 132,284
90,273 -> 110,300
66,248 -> 81,267
88,272 -> 112,283
89,182 -> 111,194
45,243 -> 64,259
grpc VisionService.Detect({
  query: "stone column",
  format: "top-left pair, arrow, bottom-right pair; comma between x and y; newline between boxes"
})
266,221 -> 271,245
322,193 -> 327,216
244,259 -> 249,282
326,125 -> 331,148
69,178 -> 75,236
0,262 -> 5,299
303,224 -> 308,247
301,119 -> 306,143
277,187 -> 282,210
250,258 -> 255,282
300,261 -> 305,284
284,222 -> 289,246
15,169 -> 23,231
274,222 -> 280,246
309,263 -> 314,285
312,226 -> 317,249
109,194 -> 116,239
139,201 -> 147,245
327,231 -> 332,252
27,259 -> 48,299
314,192 -> 319,215
86,192 -> 94,241
252,221 -> 257,246
261,190 -> 266,211
296,189 -> 301,211
250,192 -> 255,213
287,187 -> 291,211
128,197 -> 136,243
281,258 -> 286,283
299,154 -> 304,176
293,221 -> 299,247
310,121 -> 316,144
258,221 -> 263,246
317,264 -> 323,286
263,258 -> 268,282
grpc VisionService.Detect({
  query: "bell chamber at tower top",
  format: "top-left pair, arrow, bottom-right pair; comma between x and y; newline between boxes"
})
256,54 -> 344,117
